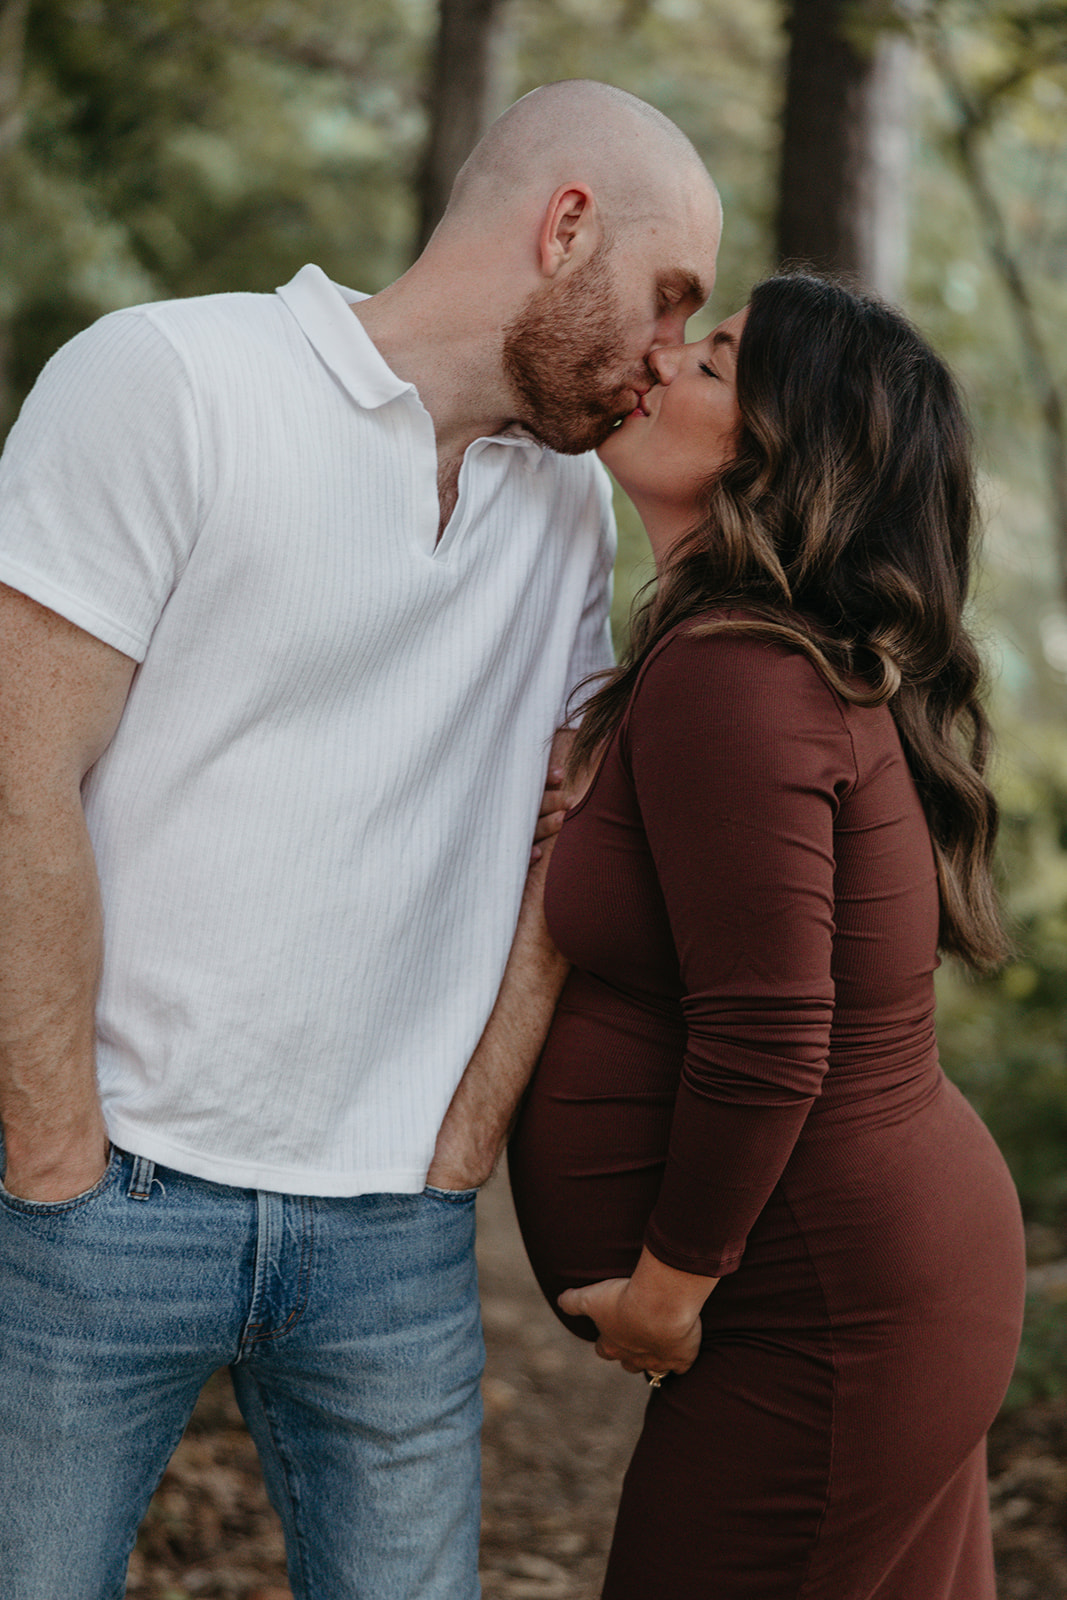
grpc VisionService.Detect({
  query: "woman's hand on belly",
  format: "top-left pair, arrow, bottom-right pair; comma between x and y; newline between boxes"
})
557,1247 -> 718,1378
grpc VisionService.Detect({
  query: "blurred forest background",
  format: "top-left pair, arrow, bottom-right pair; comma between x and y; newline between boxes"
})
2,0 -> 1067,1411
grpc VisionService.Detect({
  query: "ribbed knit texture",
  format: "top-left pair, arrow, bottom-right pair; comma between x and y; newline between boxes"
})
0,265 -> 615,1192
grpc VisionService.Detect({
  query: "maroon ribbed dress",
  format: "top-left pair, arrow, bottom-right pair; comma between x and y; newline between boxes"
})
508,620 -> 1025,1600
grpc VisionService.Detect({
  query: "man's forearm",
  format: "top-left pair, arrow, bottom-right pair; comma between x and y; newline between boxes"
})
0,797 -> 108,1198
0,587 -> 136,1198
427,850 -> 569,1190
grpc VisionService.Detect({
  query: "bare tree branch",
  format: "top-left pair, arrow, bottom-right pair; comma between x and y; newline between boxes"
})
982,40 -> 1067,109
924,18 -> 1067,605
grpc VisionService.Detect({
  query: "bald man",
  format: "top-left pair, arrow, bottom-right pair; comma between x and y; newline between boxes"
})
0,81 -> 720,1599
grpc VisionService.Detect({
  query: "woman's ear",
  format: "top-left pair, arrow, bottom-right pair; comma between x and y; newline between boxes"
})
536,184 -> 601,279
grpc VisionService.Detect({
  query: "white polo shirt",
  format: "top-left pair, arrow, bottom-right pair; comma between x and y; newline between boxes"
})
0,264 -> 615,1194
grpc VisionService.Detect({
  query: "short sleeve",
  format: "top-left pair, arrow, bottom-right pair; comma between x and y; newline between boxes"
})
621,625 -> 858,1275
0,308 -> 202,660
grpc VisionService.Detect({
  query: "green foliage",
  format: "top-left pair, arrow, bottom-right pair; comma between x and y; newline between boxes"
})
1003,1292 -> 1067,1411
939,939 -> 1067,1223
1,0 -> 432,425
938,718 -> 1067,1222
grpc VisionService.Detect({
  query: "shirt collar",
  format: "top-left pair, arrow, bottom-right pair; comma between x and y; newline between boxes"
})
276,264 -> 546,465
275,263 -> 414,410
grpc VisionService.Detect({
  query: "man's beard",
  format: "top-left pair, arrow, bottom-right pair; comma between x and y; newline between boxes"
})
502,248 -> 640,455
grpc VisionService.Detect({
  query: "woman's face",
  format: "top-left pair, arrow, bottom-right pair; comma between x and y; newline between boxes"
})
597,306 -> 747,568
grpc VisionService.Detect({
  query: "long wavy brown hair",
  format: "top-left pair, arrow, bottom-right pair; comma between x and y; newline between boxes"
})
570,271 -> 1009,971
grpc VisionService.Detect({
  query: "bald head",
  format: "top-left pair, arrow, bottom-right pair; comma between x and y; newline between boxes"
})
442,80 -> 719,242
371,81 -> 722,459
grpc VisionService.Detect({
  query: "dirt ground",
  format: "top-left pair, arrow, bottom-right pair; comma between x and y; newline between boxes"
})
126,1173 -> 1067,1600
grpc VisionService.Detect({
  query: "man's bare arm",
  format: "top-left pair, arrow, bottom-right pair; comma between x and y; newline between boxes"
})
0,584 -> 136,1200
425,844 -> 569,1191
426,730 -> 580,1190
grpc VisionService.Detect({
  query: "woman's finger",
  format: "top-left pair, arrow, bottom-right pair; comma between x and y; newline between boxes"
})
532,807 -> 566,844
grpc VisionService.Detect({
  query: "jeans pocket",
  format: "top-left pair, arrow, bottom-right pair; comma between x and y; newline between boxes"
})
422,1183 -> 480,1204
0,1142 -> 123,1216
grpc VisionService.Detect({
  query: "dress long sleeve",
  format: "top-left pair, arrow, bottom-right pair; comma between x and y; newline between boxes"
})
620,627 -> 858,1275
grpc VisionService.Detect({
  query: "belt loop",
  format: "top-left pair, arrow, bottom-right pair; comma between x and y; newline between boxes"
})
127,1155 -> 156,1201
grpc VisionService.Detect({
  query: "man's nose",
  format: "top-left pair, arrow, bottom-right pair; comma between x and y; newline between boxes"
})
652,300 -> 690,349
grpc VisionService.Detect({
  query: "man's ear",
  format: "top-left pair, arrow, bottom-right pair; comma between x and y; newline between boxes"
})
537,184 -> 600,279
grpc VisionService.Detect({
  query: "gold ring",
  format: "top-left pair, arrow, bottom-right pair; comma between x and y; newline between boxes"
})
645,1370 -> 668,1388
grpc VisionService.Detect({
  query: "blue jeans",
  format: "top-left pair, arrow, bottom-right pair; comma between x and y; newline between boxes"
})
0,1146 -> 484,1600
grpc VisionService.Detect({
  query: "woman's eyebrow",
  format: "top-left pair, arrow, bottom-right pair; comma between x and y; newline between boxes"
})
710,329 -> 739,364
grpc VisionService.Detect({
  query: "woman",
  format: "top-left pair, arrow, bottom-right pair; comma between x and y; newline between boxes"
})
506,273 -> 1026,1599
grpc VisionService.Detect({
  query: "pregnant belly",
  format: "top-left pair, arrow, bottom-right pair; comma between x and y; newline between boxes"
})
508,968 -> 684,1341
511,976 -> 1027,1373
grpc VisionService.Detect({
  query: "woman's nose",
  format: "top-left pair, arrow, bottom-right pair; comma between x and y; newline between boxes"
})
648,344 -> 683,385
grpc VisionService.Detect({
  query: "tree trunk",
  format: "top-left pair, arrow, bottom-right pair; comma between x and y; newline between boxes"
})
0,0 -> 27,159
776,0 -> 913,300
413,0 -> 507,258
0,0 -> 30,436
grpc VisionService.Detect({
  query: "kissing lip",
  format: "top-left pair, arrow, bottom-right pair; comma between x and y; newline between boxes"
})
608,388 -> 653,431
